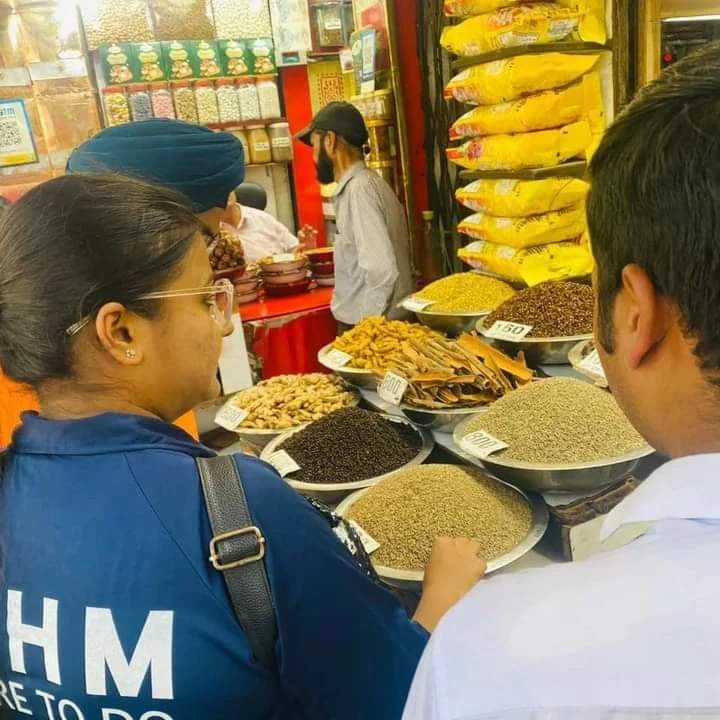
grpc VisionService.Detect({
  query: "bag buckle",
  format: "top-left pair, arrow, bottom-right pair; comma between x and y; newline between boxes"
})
209,526 -> 265,571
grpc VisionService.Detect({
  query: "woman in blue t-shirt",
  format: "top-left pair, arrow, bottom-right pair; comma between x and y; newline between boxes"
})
0,174 -> 485,720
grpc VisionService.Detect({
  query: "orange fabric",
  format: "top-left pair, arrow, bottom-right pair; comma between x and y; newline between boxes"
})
0,372 -> 199,447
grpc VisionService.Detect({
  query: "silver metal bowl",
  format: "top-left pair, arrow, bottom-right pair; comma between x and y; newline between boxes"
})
261,414 -> 434,504
335,476 -> 548,590
317,343 -> 378,389
453,416 -> 655,493
477,318 -> 592,366
400,297 -> 490,336
234,388 -> 361,450
399,404 -> 487,433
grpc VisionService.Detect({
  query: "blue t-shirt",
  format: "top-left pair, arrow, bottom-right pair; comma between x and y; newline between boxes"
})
0,413 -> 428,719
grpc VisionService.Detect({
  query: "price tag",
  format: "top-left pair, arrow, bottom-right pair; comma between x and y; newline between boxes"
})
272,253 -> 297,262
485,320 -> 533,342
348,520 -> 381,555
378,371 -> 409,405
459,431 -> 509,460
324,348 -> 352,368
578,349 -> 606,379
267,450 -> 301,478
403,296 -> 436,313
214,401 -> 249,431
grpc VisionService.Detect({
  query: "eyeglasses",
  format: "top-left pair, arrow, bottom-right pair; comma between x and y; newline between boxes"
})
65,279 -> 235,337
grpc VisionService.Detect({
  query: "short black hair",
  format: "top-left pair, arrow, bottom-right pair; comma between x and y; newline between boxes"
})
0,174 -> 199,387
588,41 -> 720,371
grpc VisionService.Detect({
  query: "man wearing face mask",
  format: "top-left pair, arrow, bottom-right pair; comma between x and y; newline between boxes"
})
298,102 -> 413,332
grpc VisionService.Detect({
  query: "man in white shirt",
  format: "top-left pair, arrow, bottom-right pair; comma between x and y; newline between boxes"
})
297,102 -> 413,330
233,203 -> 300,264
404,43 -> 720,720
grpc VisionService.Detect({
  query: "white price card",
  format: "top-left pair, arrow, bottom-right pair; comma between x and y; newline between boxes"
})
268,450 -> 301,478
324,348 -> 352,368
348,520 -> 381,555
578,349 -> 607,379
485,320 -> 533,342
214,401 -> 249,431
378,371 -> 409,405
270,253 -> 297,263
460,431 -> 509,460
403,296 -> 436,313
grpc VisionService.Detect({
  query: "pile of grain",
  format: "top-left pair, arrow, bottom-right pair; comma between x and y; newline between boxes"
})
485,281 -> 593,337
346,465 -> 532,570
463,377 -> 646,464
280,408 -> 421,485
414,272 -> 515,313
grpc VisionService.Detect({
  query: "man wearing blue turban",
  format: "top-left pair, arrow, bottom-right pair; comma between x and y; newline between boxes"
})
68,119 -> 246,234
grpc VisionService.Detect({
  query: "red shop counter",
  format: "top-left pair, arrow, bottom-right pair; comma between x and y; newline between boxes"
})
239,288 -> 336,379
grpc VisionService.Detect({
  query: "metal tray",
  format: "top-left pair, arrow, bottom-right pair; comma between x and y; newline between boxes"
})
477,318 -> 592,366
261,414 -> 434,504
318,343 -> 377,389
399,404 -> 487,433
234,387 -> 360,450
336,475 -> 548,590
453,416 -> 655,493
400,296 -> 491,336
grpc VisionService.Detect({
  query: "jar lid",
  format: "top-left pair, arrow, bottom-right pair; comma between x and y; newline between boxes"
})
236,77 -> 255,84
195,79 -> 215,87
268,122 -> 289,129
245,123 -> 266,130
127,83 -> 149,91
216,77 -> 235,86
172,80 -> 192,88
255,74 -> 277,81
102,86 -> 124,94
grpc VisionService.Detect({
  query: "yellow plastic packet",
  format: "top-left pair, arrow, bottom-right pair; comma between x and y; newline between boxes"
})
440,4 -> 603,57
458,237 -> 594,285
450,80 -> 585,139
458,205 -> 587,249
456,177 -> 589,217
447,120 -> 592,171
445,53 -> 599,106
444,0 -> 522,15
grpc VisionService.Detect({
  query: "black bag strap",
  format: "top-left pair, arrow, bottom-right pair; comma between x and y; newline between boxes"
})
196,455 -> 277,670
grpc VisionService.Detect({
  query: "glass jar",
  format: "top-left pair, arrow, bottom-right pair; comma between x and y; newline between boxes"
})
103,86 -> 131,126
195,79 -> 220,125
128,83 -> 153,121
216,78 -> 241,124
172,81 -> 198,123
237,78 -> 261,122
150,84 -> 176,119
247,124 -> 272,165
230,129 -> 250,163
256,75 -> 281,120
310,1 -> 354,50
268,122 -> 293,163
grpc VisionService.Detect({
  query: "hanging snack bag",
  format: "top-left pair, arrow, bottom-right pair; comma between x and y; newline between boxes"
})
440,3 -> 604,57
447,120 -> 592,171
458,205 -> 586,249
444,0 -> 522,15
458,237 -> 594,286
445,53 -> 599,106
456,177 -> 589,217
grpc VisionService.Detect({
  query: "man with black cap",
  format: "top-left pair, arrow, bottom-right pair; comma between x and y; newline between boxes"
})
298,101 -> 413,331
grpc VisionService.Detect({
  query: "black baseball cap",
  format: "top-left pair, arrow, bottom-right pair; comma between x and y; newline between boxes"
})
296,101 -> 369,148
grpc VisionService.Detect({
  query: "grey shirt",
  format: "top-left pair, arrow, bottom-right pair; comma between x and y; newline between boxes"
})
331,162 -> 413,325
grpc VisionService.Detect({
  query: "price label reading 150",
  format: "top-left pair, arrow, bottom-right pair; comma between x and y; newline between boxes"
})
485,321 -> 533,342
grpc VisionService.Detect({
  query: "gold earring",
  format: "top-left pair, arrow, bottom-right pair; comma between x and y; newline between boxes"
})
125,349 -> 137,360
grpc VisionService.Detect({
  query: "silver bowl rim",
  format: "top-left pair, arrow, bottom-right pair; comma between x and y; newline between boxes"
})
260,413 -> 434,492
399,403 -> 488,416
453,415 -> 655,472
335,470 -> 549,581
318,343 -> 377,378
477,317 -> 593,344
400,295 -> 494,318
233,386 -> 361,437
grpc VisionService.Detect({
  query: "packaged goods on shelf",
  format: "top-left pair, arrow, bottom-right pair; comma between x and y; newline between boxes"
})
191,40 -> 222,78
456,177 -> 589,217
268,122 -> 293,162
216,78 -> 241,123
163,41 -> 195,80
82,0 -> 153,50
237,78 -> 261,120
257,75 -> 281,119
212,0 -> 272,39
135,42 -> 167,82
128,84 -> 153,121
103,86 -> 131,125
218,40 -> 250,76
458,237 -> 594,286
444,0 -> 606,20
150,85 -> 175,118
484,281 -> 593,337
247,124 -> 272,164
447,120 -> 592,171
148,0 -> 216,41
458,205 -> 587,249
450,73 -> 602,139
195,80 -> 220,124
445,53 -> 599,106
172,81 -> 198,122
101,43 -> 137,84
248,38 -> 277,75
440,3 -> 605,57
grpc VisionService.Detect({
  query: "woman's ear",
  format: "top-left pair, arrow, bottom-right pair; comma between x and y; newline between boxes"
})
94,303 -> 144,366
